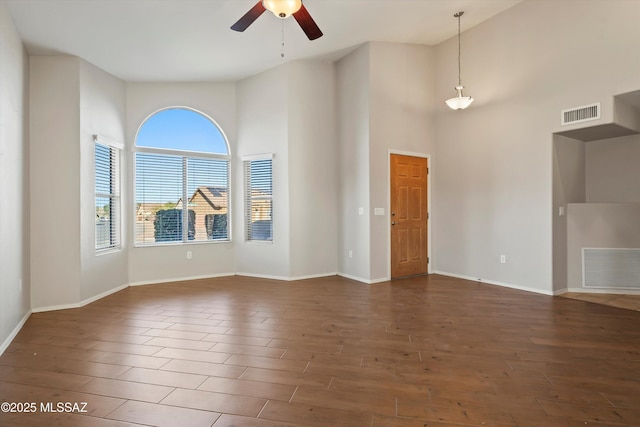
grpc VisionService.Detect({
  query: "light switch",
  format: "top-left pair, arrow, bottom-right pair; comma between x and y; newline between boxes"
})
374,208 -> 385,216
358,207 -> 364,215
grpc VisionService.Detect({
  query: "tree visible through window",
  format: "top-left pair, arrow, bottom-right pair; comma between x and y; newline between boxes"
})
134,108 -> 230,246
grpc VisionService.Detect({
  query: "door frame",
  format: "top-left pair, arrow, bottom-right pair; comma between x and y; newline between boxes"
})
387,150 -> 432,278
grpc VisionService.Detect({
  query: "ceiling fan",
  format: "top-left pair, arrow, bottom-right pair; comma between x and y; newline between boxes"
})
231,0 -> 323,41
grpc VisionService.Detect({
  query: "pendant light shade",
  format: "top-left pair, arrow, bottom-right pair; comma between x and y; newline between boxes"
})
445,11 -> 474,110
263,0 -> 302,18
445,85 -> 474,110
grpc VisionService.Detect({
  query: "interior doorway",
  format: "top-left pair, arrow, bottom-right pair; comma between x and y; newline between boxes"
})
390,154 -> 429,278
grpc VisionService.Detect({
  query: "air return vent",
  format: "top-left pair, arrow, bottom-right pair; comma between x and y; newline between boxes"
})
583,248 -> 640,290
561,102 -> 600,126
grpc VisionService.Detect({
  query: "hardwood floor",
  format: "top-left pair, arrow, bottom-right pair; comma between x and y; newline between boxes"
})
1,274 -> 639,426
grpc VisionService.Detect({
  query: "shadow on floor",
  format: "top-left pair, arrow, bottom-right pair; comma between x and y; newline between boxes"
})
560,292 -> 640,311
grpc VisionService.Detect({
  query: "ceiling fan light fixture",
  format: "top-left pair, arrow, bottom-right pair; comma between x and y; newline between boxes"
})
263,0 -> 302,18
231,0 -> 322,40
446,11 -> 474,110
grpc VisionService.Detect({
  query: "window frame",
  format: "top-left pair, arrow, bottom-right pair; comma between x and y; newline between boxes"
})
133,107 -> 232,247
243,153 -> 273,243
94,134 -> 123,254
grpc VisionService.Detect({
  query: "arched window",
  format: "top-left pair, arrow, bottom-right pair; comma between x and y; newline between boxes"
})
134,107 -> 230,245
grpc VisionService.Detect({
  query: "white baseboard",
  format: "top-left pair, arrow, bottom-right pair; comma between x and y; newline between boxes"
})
129,273 -> 236,287
0,310 -> 31,356
32,283 -> 129,313
432,270 -> 554,296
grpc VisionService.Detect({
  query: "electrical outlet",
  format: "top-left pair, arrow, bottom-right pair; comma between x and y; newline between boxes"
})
348,250 -> 353,258
186,251 -> 192,259
500,255 -> 506,264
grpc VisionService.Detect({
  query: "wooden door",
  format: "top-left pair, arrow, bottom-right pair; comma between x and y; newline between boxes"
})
390,154 -> 428,278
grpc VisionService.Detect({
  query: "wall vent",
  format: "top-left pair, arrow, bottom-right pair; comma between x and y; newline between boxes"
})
561,102 -> 601,126
583,248 -> 640,290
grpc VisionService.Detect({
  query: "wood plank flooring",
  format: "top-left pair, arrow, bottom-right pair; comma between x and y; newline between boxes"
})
1,274 -> 639,426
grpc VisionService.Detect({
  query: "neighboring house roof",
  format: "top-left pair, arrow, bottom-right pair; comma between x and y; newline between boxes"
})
190,186 -> 228,210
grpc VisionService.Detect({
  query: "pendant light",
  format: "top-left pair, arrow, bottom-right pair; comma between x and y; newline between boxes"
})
445,11 -> 474,110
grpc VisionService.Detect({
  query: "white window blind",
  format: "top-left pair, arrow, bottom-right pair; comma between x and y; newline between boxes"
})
94,136 -> 121,252
244,157 -> 273,241
135,152 -> 229,245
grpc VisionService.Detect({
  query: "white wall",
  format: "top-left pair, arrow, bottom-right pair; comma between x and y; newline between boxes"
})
336,44 -> 371,281
29,56 -> 82,309
586,134 -> 640,203
235,60 -> 338,280
0,0 -> 30,352
615,92 -> 640,133
433,0 -> 640,294
552,135 -> 586,292
126,83 -> 237,284
287,61 -> 338,279
79,60 -> 128,300
29,56 -> 129,310
235,66 -> 291,278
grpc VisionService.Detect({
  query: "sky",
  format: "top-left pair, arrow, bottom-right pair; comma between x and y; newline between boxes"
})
136,108 -> 228,154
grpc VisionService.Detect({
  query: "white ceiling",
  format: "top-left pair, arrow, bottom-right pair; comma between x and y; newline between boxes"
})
6,0 -> 523,82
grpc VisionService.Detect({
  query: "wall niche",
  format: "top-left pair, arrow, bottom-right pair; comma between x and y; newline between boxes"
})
553,90 -> 640,293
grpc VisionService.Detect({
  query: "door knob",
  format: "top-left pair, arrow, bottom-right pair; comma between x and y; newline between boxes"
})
391,222 -> 396,225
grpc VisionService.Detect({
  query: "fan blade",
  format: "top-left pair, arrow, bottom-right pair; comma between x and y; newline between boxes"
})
293,4 -> 323,40
231,1 -> 266,32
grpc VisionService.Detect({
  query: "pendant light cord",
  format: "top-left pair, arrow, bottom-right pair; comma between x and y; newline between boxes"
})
456,12 -> 462,86
281,19 -> 285,58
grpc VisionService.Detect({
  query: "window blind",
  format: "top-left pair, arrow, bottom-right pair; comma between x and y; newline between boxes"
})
244,158 -> 273,241
95,139 -> 121,251
135,152 -> 229,245
187,158 -> 229,242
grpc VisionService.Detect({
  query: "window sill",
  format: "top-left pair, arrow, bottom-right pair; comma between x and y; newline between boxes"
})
133,240 -> 232,248
96,247 -> 122,256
